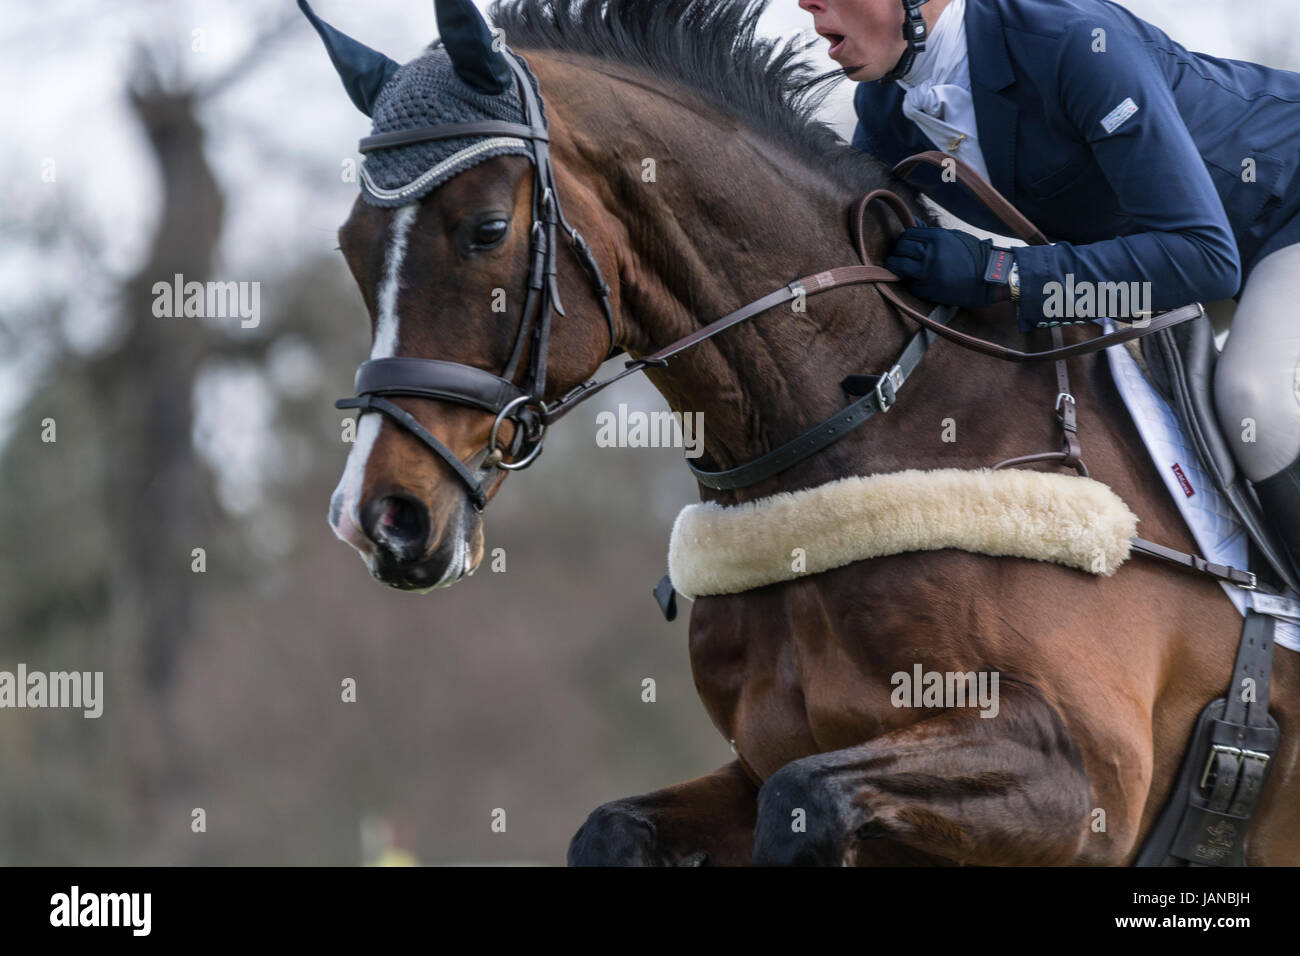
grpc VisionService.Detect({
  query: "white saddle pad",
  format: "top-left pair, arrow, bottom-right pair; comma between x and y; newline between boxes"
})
1102,318 -> 1300,652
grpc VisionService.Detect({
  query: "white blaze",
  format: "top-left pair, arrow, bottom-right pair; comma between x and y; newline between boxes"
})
372,204 -> 420,359
331,203 -> 420,548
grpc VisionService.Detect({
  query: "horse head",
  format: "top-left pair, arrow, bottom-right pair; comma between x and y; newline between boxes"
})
306,0 -> 616,590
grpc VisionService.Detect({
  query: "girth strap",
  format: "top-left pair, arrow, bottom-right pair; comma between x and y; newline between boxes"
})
1136,611 -> 1279,866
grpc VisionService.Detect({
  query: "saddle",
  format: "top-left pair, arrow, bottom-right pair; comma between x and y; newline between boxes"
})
1140,314 -> 1300,593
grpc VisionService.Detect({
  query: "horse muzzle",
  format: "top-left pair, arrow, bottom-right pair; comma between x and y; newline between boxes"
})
331,483 -> 486,592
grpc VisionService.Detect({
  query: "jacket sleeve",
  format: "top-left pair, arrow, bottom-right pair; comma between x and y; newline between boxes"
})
851,120 -> 872,153
1011,17 -> 1241,331
851,84 -> 875,154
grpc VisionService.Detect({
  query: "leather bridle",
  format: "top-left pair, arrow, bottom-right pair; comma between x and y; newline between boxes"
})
335,46 -> 1207,510
335,49 -> 618,510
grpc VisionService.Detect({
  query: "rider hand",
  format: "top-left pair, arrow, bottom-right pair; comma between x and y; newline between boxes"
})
885,227 -> 1014,310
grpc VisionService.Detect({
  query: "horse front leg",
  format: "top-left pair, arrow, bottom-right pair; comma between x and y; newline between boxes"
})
753,680 -> 1092,865
567,760 -> 759,866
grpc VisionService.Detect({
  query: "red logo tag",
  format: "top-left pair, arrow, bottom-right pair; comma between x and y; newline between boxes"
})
984,249 -> 1011,284
1171,463 -> 1194,497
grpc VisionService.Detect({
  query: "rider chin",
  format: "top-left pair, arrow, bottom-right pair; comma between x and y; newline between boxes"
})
814,0 -> 918,84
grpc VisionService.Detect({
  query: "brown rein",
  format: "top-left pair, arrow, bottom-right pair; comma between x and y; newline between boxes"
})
545,150 -> 1204,429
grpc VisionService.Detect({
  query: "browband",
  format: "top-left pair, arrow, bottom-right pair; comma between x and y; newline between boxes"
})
360,120 -> 550,153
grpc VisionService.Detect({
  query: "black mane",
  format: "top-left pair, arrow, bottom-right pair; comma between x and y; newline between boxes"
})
488,0 -> 909,200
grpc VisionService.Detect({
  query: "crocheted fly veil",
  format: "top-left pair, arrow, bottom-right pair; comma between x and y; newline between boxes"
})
359,46 -> 543,207
299,0 -> 543,207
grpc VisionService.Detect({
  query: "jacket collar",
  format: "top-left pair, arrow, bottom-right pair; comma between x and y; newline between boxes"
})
965,0 -> 1019,199
966,0 -> 1016,91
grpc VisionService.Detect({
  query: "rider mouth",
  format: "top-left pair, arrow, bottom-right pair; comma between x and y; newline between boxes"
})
824,32 -> 846,57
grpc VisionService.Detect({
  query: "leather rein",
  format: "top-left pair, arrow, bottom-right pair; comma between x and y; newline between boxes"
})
335,48 -> 1207,511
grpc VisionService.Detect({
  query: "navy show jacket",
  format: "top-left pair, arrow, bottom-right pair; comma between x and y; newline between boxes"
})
851,0 -> 1300,327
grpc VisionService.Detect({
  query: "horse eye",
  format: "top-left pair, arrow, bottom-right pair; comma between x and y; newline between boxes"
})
473,219 -> 509,248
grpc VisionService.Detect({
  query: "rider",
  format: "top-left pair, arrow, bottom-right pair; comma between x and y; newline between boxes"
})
802,0 -> 1300,577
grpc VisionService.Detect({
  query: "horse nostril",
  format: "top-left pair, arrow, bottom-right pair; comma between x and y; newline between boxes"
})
360,494 -> 431,562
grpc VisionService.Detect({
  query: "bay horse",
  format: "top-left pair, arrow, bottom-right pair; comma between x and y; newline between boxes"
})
318,0 -> 1298,864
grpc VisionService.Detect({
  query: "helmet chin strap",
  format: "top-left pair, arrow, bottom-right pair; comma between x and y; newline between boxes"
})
878,0 -> 930,83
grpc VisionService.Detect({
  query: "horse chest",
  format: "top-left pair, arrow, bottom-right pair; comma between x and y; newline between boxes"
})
687,593 -> 818,779
686,586 -> 908,780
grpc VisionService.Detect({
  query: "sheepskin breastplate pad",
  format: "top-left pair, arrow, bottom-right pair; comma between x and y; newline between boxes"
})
667,467 -> 1139,600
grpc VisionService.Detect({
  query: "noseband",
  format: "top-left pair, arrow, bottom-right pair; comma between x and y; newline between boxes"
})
336,47 -> 1206,512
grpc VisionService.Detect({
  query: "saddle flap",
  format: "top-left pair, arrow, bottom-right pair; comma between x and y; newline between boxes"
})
1140,310 -> 1238,488
1139,311 -> 1300,591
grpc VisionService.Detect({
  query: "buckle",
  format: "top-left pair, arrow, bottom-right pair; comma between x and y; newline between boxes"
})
1199,744 -> 1243,790
556,379 -> 597,405
875,364 -> 904,412
1239,571 -> 1258,591
1055,392 -> 1075,411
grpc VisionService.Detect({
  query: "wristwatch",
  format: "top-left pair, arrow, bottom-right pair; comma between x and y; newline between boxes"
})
1008,261 -> 1021,302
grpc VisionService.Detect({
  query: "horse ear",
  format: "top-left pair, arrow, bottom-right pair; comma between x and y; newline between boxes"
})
299,0 -> 400,116
433,0 -> 513,95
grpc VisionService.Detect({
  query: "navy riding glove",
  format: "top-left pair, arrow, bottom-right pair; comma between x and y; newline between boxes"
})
885,227 -> 1014,310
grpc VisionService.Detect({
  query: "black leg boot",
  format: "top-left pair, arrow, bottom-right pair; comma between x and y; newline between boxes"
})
1253,452 -> 1300,583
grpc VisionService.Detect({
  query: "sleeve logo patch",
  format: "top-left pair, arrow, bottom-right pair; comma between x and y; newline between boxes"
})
1100,96 -> 1139,134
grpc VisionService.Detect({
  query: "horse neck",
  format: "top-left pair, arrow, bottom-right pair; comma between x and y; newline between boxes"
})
540,54 -> 1107,501
535,56 -> 913,492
